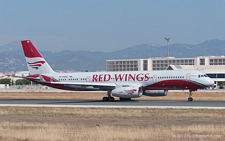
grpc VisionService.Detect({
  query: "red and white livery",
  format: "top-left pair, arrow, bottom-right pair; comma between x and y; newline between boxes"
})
21,40 -> 214,101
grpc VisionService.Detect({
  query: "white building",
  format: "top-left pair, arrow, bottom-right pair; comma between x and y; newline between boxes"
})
15,71 -> 30,78
106,56 -> 225,71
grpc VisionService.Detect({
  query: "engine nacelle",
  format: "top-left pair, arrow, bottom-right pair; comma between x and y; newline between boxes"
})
143,90 -> 168,97
112,86 -> 143,98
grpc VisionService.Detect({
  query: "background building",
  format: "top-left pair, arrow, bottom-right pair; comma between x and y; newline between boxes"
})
106,56 -> 225,71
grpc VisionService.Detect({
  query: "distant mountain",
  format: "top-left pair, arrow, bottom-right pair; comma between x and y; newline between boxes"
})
0,41 -> 21,53
0,39 -> 225,73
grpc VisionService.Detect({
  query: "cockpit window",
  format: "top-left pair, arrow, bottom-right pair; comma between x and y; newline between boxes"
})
199,74 -> 208,78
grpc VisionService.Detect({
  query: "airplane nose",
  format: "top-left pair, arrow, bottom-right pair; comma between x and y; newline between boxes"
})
207,78 -> 215,87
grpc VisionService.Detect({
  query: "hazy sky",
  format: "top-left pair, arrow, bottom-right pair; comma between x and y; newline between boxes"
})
0,0 -> 225,52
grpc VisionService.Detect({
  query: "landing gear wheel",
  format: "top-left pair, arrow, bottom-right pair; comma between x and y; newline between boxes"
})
102,97 -> 108,101
108,97 -> 115,101
120,98 -> 131,101
188,90 -> 194,102
188,97 -> 193,102
102,97 -> 115,102
102,90 -> 114,102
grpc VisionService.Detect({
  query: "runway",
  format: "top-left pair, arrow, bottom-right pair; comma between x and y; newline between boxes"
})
0,98 -> 225,109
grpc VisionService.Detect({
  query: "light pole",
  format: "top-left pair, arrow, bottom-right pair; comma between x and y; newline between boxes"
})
165,37 -> 171,68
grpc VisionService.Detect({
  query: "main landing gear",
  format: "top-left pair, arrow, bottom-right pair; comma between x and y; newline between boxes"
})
188,90 -> 194,102
102,90 -> 115,101
102,91 -> 132,101
120,97 -> 131,101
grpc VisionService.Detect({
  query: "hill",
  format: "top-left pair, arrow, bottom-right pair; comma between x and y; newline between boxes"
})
0,39 -> 225,72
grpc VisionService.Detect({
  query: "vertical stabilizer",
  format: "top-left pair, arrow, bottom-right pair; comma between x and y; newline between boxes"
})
21,40 -> 54,75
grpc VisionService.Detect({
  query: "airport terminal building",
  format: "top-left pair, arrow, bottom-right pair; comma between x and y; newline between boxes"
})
106,56 -> 225,87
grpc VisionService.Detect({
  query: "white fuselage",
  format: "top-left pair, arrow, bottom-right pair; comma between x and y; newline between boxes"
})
37,69 -> 214,91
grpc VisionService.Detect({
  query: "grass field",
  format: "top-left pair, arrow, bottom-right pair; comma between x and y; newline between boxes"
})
0,107 -> 225,141
0,91 -> 225,140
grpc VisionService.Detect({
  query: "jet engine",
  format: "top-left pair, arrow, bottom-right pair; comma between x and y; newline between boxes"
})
112,86 -> 143,98
143,90 -> 168,97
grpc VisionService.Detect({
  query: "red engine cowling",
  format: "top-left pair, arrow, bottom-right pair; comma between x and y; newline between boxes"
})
112,86 -> 143,98
143,90 -> 168,97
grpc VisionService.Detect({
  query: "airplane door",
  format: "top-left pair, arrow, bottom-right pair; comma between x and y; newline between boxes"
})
186,73 -> 190,80
153,75 -> 157,83
86,76 -> 90,82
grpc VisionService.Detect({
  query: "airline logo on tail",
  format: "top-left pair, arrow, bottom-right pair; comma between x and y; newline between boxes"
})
27,60 -> 45,69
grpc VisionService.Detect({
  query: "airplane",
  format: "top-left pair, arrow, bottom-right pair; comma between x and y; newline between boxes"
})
21,40 -> 214,102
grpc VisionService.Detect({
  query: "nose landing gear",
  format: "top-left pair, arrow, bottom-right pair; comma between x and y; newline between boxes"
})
188,97 -> 193,101
188,90 -> 195,102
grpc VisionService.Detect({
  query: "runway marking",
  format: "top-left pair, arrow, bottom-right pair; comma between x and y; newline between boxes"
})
0,104 -> 225,109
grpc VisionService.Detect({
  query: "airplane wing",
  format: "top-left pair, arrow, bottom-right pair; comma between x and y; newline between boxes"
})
51,81 -> 117,90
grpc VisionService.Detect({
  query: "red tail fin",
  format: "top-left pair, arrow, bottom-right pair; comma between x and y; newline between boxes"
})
21,40 -> 42,58
21,40 -> 54,74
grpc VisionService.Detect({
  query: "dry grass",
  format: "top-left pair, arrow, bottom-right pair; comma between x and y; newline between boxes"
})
0,122 -> 170,141
1,122 -> 224,141
0,91 -> 225,100
0,91 -> 225,140
0,107 -> 225,141
5,121 -> 219,141
1,107 -> 225,119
